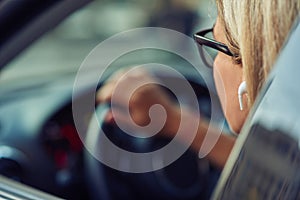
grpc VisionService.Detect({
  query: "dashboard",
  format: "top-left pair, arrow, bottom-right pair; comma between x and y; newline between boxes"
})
0,73 -> 89,199
0,64 -> 221,199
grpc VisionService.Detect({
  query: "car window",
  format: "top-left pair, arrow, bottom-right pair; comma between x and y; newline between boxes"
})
0,0 -> 215,83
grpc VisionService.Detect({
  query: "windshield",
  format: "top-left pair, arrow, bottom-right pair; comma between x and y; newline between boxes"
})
0,0 -> 215,82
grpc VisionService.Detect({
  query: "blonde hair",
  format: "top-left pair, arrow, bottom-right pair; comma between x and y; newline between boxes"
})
216,0 -> 300,105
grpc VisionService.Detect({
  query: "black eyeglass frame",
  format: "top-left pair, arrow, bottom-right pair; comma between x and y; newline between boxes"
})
193,28 -> 234,67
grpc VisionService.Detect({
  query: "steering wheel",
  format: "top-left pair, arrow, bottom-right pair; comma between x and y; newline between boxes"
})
84,76 -> 221,200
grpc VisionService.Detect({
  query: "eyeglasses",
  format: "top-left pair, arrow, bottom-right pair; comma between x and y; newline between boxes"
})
193,28 -> 234,68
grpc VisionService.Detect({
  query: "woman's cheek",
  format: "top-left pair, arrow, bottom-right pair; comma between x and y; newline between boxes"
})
213,58 -> 228,117
213,56 -> 247,133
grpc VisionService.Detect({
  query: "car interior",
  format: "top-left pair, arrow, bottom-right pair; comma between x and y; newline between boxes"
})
0,0 -> 299,199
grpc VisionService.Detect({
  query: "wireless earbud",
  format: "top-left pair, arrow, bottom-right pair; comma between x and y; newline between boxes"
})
238,81 -> 247,111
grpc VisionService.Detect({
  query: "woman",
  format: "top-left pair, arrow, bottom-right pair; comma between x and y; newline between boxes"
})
97,0 -> 300,169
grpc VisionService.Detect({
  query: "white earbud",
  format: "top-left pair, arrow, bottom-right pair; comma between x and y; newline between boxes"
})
238,81 -> 247,111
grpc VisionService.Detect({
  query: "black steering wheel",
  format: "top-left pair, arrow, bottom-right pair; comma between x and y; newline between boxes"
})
84,76 -> 221,200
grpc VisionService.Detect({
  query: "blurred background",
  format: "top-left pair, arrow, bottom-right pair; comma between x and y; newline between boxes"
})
0,0 -> 216,82
0,1 -> 220,199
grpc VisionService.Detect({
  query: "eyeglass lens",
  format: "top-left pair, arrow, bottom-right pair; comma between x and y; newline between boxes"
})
200,31 -> 218,68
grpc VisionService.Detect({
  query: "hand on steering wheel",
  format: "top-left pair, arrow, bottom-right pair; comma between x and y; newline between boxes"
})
84,68 -> 220,200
